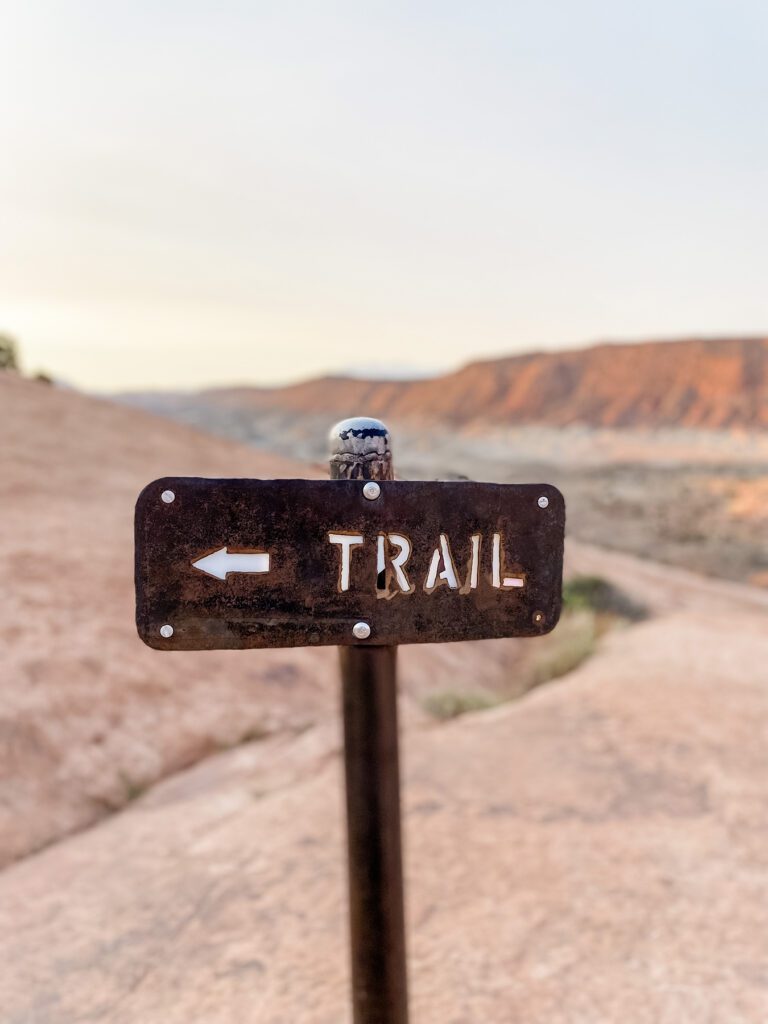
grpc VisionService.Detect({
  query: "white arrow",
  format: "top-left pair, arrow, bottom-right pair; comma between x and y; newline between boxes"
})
192,547 -> 271,581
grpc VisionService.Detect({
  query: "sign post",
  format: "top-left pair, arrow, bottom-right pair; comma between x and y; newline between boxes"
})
329,418 -> 408,1024
134,417 -> 565,1024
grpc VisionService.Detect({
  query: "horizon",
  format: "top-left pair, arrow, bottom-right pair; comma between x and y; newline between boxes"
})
13,328 -> 768,394
3,3 -> 768,391
69,332 -> 763,395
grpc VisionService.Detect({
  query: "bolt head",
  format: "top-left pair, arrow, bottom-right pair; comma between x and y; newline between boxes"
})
537,495 -> 549,509
362,481 -> 381,501
352,621 -> 371,640
161,490 -> 175,504
160,624 -> 174,638
533,611 -> 545,625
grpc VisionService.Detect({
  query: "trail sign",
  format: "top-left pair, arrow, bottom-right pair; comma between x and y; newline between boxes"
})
135,477 -> 565,650
135,418 -> 566,1024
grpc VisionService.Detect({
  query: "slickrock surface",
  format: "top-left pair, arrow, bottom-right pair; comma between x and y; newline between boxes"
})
0,373 -> 335,864
1,536 -> 767,1022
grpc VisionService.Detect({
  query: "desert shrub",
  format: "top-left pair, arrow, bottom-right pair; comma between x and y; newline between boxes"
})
423,576 -> 647,722
527,609 -> 596,687
422,689 -> 501,721
120,773 -> 147,802
0,334 -> 18,371
563,575 -> 648,622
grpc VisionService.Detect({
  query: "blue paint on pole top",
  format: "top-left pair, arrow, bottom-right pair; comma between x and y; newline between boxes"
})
338,426 -> 389,440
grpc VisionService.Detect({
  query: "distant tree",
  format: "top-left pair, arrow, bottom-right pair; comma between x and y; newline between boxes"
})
0,334 -> 18,371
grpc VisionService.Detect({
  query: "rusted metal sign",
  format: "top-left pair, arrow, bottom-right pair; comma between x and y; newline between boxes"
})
135,477 -> 564,650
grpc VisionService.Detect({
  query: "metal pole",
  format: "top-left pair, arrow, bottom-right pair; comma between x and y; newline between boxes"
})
329,417 -> 409,1024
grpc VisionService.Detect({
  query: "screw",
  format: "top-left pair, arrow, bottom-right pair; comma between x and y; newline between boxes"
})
352,621 -> 371,640
537,495 -> 549,509
160,624 -> 174,638
533,611 -> 545,625
161,490 -> 175,504
363,481 -> 381,501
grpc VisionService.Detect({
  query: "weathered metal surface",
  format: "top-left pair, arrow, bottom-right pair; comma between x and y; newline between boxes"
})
341,645 -> 408,1024
135,477 -> 565,651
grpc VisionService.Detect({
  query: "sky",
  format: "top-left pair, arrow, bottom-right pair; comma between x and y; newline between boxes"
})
1,1 -> 767,391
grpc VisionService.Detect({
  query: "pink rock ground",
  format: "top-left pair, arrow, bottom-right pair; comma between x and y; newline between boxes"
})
2,373 -> 768,1021
0,373 -> 335,865
1,564 -> 767,1022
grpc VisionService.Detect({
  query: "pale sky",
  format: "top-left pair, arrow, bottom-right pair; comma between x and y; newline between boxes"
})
1,1 -> 767,391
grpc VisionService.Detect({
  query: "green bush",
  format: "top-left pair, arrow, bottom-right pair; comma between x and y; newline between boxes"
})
562,575 -> 648,622
0,334 -> 18,371
528,609 -> 597,686
422,690 -> 501,721
422,575 -> 648,722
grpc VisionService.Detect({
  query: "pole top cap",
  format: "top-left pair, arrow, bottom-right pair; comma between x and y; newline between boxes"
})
328,417 -> 391,458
